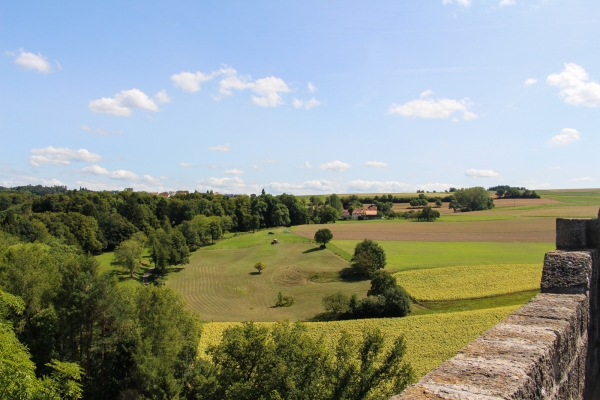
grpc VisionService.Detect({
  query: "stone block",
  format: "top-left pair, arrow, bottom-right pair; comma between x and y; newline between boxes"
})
541,251 -> 593,294
556,219 -> 590,250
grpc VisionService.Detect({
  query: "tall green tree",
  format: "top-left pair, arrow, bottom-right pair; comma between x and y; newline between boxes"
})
314,228 -> 333,248
351,239 -> 387,277
113,239 -> 144,278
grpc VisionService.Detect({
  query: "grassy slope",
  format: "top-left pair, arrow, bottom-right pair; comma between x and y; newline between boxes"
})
166,229 -> 369,322
332,240 -> 553,271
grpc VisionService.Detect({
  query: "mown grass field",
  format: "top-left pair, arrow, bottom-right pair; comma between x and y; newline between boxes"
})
198,305 -> 519,379
394,264 -> 542,301
331,241 -> 553,271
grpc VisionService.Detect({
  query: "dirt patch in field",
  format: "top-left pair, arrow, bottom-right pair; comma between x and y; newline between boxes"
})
272,266 -> 309,286
293,218 -> 555,242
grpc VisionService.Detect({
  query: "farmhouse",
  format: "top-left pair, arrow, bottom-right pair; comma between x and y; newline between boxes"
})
345,204 -> 380,220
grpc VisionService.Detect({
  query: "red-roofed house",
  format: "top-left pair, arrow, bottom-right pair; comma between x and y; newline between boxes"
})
351,205 -> 380,220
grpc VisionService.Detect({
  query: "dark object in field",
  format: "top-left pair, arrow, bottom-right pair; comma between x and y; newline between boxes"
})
268,232 -> 275,234
271,239 -> 279,245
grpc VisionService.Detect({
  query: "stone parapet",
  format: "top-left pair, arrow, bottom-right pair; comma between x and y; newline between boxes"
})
392,214 -> 600,400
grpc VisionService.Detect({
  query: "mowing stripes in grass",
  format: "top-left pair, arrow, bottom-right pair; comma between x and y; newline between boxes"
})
199,305 -> 519,378
395,264 -> 542,302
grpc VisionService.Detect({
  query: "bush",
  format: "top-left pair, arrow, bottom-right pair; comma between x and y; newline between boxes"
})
322,291 -> 350,315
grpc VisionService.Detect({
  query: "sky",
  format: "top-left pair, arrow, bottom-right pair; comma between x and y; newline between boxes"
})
1,0 -> 599,195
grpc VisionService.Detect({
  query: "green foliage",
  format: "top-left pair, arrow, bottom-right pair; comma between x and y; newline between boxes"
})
314,228 -> 333,247
206,321 -> 414,400
351,239 -> 387,277
275,291 -> 295,307
452,187 -> 494,211
254,261 -> 267,274
367,270 -> 397,296
113,238 -> 144,278
322,291 -> 350,315
418,206 -> 440,222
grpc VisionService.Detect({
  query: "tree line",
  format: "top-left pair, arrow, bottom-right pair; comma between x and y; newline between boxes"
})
488,185 -> 540,199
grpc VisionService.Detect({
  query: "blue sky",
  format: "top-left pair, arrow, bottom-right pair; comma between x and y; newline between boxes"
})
1,0 -> 599,194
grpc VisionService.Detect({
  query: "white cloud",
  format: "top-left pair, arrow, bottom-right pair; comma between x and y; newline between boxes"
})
224,169 -> 245,175
209,143 -> 230,152
347,180 -> 458,193
143,174 -> 160,183
80,125 -> 122,136
420,89 -> 433,98
268,180 -> 337,194
252,165 -> 264,171
442,0 -> 471,6
364,161 -> 388,168
179,162 -> 192,168
216,68 -> 291,107
524,78 -> 537,86
389,95 -> 476,120
571,177 -> 595,182
308,82 -> 317,93
81,165 -> 139,180
11,49 -> 52,73
465,169 -> 500,178
549,128 -> 580,146
305,161 -> 313,169
293,97 -> 321,110
499,0 -> 516,6
197,176 -> 258,193
547,63 -> 600,107
1,176 -> 64,188
319,160 -> 351,172
29,146 -> 101,167
88,88 -> 159,116
155,89 -> 172,104
171,71 -> 215,93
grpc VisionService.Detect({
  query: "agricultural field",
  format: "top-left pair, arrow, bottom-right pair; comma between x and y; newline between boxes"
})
198,305 -> 520,379
394,264 -> 542,301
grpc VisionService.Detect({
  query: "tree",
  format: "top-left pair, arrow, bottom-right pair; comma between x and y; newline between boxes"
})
314,228 -> 333,248
418,206 -> 440,222
453,187 -> 494,211
319,205 -> 340,224
351,239 -> 386,277
367,270 -> 397,296
449,199 -> 461,212
322,291 -> 350,315
325,193 -> 343,213
113,238 -> 144,278
208,220 -> 222,243
254,261 -> 266,274
435,198 -> 442,207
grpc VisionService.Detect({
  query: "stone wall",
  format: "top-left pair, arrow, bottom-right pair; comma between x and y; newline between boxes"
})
392,215 -> 600,400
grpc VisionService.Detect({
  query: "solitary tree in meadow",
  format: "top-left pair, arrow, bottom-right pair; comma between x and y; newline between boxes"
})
351,239 -> 387,277
254,261 -> 267,274
314,228 -> 333,248
113,238 -> 144,278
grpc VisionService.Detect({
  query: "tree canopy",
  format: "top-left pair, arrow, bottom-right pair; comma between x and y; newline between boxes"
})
314,228 -> 333,247
351,239 -> 387,277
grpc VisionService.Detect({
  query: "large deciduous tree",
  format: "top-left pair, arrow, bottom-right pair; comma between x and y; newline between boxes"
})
314,228 -> 333,248
351,239 -> 387,277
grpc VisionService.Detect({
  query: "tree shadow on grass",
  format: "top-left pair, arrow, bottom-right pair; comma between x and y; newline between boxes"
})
249,271 -> 262,276
302,247 -> 325,254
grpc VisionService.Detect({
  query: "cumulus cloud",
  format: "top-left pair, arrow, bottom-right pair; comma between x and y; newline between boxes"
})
1,176 -> 64,188
308,82 -> 317,93
499,0 -> 516,6
547,63 -> 600,107
571,177 -> 595,182
442,0 -> 471,7
215,68 -> 291,107
305,162 -> 313,169
197,176 -> 258,193
465,169 -> 500,178
88,88 -> 159,116
347,180 -> 458,193
9,49 -> 52,73
209,143 -> 231,152
267,180 -> 337,194
29,146 -> 101,167
143,174 -> 160,183
224,169 -> 244,175
155,89 -> 172,104
252,165 -> 264,171
171,71 -> 215,93
389,94 -> 476,120
80,125 -> 122,136
549,128 -> 580,146
364,161 -> 388,168
524,78 -> 537,86
420,89 -> 433,98
81,165 -> 138,180
179,162 -> 192,168
319,160 -> 351,172
293,97 -> 321,110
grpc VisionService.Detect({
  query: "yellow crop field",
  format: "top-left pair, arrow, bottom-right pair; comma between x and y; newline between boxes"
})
395,264 -> 542,302
199,305 -> 520,378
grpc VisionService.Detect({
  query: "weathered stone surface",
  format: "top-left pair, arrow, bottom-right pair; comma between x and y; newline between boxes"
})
556,219 -> 589,250
541,251 -> 592,294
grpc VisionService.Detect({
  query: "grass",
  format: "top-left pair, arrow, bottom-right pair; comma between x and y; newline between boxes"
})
166,239 -> 370,322
332,241 -> 553,271
395,264 -> 542,301
95,249 -> 153,288
198,305 -> 520,379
